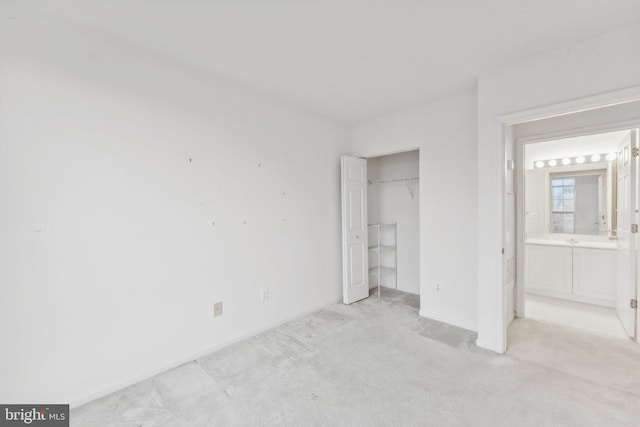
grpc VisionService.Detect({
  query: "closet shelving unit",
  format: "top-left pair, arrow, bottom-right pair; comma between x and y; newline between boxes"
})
368,223 -> 397,298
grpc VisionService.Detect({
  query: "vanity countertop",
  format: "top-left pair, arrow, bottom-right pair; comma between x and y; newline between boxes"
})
525,238 -> 617,250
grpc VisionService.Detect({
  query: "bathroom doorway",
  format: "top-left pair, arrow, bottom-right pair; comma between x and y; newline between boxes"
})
520,129 -> 633,339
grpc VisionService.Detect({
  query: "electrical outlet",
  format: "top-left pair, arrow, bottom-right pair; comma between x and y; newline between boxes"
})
260,289 -> 270,302
214,302 -> 223,317
435,283 -> 441,293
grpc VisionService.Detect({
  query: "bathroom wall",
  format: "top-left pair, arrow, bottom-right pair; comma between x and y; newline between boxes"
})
525,169 -> 546,235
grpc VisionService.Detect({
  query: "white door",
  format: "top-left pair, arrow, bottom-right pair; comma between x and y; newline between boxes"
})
341,156 -> 369,304
504,129 -> 516,326
616,130 -> 638,338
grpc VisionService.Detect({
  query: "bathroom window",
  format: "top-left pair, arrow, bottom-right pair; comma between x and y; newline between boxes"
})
551,177 -> 575,233
550,171 -> 606,235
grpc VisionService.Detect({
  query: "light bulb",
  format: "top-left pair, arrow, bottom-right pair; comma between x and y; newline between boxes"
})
548,159 -> 557,166
591,154 -> 601,162
535,161 -> 544,168
562,158 -> 571,165
575,156 -> 585,164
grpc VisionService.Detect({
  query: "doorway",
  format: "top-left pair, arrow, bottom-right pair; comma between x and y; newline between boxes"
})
366,150 -> 420,297
520,129 -> 632,339
340,149 -> 420,305
504,99 -> 640,349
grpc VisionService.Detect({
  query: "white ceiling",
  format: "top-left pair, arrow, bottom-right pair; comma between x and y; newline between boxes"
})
20,0 -> 640,122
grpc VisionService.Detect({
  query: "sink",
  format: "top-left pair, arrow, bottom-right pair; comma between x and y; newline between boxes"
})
526,238 -> 616,250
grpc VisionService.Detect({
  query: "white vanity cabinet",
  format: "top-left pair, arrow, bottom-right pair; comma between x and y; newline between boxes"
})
525,245 -> 573,295
525,242 -> 616,307
572,247 -> 617,303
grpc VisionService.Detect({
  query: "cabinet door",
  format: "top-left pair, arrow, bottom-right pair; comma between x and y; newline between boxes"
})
525,245 -> 573,295
573,247 -> 616,304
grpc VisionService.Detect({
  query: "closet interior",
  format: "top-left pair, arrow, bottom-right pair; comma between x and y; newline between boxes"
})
367,150 -> 420,295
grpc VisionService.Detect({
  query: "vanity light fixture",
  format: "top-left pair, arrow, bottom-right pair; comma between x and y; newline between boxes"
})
534,152 -> 615,169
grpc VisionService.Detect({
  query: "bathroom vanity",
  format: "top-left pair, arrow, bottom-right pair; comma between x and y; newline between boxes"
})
525,237 -> 617,307
524,154 -> 619,308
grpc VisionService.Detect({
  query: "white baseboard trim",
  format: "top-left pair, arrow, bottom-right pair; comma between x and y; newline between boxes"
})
475,338 -> 504,354
418,310 -> 478,332
70,296 -> 343,408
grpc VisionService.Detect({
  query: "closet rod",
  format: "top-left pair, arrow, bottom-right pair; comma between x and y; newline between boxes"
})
368,177 -> 419,185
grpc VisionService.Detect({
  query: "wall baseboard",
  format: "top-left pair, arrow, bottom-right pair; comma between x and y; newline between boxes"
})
418,309 -> 477,333
70,296 -> 343,408
475,338 -> 504,354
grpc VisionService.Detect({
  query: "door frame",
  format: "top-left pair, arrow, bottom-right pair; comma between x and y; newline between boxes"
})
349,147 -> 421,299
514,121 -> 640,323
494,87 -> 640,352
476,85 -> 640,353
360,147 -> 421,160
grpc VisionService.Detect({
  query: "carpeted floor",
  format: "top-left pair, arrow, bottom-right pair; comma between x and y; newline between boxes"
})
508,316 -> 640,396
71,288 -> 640,426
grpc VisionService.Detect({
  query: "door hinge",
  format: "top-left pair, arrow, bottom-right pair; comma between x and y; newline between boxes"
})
632,147 -> 640,158
632,224 -> 638,233
631,299 -> 638,309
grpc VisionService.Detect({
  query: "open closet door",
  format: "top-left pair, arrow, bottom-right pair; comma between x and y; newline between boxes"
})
616,130 -> 638,338
341,156 -> 369,304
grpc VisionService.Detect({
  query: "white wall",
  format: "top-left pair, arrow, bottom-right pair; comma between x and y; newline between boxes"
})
524,169 -> 546,235
353,90 -> 478,331
477,22 -> 640,352
367,151 -> 420,294
0,8 -> 349,405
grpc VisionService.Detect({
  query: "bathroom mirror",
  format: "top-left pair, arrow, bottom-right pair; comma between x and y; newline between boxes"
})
550,170 -> 607,235
524,129 -> 633,239
524,161 -> 616,238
